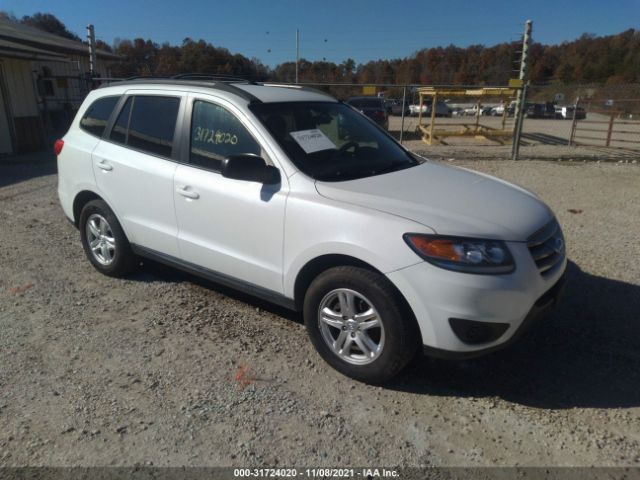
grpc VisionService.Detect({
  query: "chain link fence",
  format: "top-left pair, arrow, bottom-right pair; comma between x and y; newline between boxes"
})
525,83 -> 640,151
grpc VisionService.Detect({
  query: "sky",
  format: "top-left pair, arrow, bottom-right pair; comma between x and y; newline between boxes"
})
1,0 -> 638,67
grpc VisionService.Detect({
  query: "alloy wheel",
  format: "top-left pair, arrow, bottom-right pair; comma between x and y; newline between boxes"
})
85,213 -> 116,266
318,288 -> 385,365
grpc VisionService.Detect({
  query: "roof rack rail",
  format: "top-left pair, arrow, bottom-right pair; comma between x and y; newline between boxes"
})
261,82 -> 331,97
98,77 -> 262,103
125,75 -> 170,80
171,73 -> 256,83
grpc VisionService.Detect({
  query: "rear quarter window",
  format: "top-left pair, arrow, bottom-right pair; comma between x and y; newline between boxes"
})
79,96 -> 120,137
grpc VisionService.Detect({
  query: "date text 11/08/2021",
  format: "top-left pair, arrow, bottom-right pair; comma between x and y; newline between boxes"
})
233,468 -> 400,478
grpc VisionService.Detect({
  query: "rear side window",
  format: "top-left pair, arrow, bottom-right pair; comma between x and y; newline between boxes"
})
109,95 -> 180,158
110,97 -> 132,145
189,100 -> 261,171
80,96 -> 119,137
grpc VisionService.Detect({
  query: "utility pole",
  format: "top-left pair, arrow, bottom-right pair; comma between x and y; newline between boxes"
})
511,19 -> 532,160
86,24 -> 97,77
400,85 -> 407,144
295,29 -> 300,84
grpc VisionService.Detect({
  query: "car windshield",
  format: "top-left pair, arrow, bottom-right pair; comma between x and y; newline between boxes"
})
250,101 -> 419,182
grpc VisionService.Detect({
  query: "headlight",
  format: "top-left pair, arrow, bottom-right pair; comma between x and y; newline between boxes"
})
403,234 -> 515,274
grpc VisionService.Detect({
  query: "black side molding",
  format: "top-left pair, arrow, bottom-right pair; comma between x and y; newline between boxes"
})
130,244 -> 296,310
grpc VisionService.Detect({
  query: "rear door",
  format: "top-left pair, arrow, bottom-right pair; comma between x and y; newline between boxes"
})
92,91 -> 185,257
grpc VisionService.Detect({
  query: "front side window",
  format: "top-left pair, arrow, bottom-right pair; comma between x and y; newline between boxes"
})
108,95 -> 180,157
189,100 -> 261,171
80,96 -> 120,137
251,102 -> 418,181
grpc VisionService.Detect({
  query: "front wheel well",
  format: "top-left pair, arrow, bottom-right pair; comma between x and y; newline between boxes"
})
72,190 -> 102,227
294,255 -> 378,311
293,254 -> 423,346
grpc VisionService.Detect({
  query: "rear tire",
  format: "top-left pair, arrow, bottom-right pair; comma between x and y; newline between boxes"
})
79,199 -> 137,277
303,266 -> 419,384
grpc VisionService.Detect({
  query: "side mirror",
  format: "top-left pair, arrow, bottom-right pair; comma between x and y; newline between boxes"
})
221,155 -> 280,184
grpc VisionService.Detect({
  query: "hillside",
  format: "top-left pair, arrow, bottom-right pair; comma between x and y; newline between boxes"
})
2,11 -> 638,86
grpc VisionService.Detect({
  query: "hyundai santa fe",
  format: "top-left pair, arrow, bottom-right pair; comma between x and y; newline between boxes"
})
56,78 -> 567,383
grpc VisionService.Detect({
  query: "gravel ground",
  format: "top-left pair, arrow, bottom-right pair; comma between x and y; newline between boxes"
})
0,148 -> 639,468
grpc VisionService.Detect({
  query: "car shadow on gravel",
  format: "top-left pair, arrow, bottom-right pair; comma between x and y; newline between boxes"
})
130,259 -> 302,323
389,260 -> 640,410
0,152 -> 57,188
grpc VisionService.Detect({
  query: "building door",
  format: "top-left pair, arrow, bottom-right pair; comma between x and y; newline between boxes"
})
0,63 -> 13,154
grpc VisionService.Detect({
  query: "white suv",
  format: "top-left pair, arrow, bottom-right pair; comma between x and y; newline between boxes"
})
56,79 -> 567,383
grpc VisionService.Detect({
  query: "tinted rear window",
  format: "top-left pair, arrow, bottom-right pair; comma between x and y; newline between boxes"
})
128,96 -> 180,157
80,96 -> 119,137
110,97 -> 132,145
108,95 -> 180,157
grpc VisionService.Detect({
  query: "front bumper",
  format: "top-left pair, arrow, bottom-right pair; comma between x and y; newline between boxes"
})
423,272 -> 565,359
386,240 -> 567,355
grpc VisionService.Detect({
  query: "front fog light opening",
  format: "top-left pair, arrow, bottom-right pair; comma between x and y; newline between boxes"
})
449,318 -> 510,344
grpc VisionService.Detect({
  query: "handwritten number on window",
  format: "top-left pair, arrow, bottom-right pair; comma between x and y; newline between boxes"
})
195,126 -> 238,145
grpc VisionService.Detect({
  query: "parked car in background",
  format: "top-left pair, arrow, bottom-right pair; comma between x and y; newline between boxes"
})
57,78 -> 566,383
430,101 -> 452,117
463,105 -> 480,116
524,102 -> 557,119
390,99 -> 411,116
410,100 -> 451,117
556,106 -> 587,120
346,96 -> 389,129
491,104 -> 505,116
450,106 -> 465,117
409,102 -> 424,116
383,99 -> 396,115
481,106 -> 493,116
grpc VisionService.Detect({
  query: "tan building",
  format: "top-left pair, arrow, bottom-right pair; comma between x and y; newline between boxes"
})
0,17 -> 119,155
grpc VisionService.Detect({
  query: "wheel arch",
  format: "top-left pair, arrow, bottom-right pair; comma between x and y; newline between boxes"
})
292,255 -> 420,341
293,254 -> 380,311
72,190 -> 103,226
72,190 -> 123,234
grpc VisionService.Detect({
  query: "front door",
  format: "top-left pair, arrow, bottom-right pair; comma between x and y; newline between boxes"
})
173,95 -> 287,293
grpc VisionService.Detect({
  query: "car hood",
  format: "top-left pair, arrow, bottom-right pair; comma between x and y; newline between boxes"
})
315,161 -> 553,241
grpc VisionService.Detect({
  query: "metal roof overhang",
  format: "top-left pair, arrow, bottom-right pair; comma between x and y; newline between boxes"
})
0,38 -> 70,62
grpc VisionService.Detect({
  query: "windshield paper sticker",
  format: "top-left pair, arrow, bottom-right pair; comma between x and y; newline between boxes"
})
289,129 -> 336,154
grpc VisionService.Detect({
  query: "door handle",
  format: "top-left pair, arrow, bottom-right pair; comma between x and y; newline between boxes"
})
177,186 -> 200,200
97,160 -> 113,171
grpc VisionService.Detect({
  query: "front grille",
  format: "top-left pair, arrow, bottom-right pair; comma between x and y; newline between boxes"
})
527,219 -> 565,276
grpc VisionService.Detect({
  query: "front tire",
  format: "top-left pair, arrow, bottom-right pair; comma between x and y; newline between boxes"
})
79,199 -> 137,277
303,266 -> 419,384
